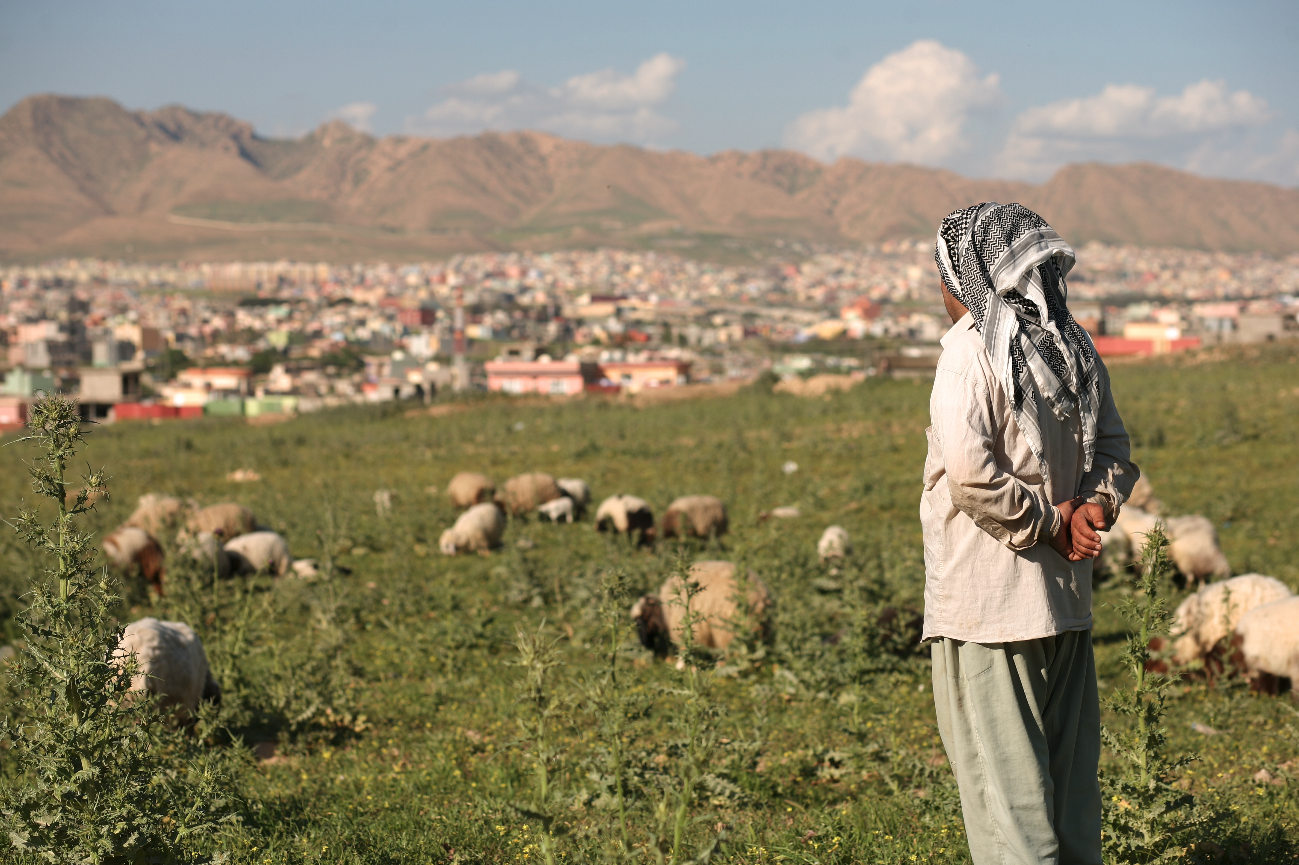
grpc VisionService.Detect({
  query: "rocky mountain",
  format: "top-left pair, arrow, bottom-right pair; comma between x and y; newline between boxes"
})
3,94 -> 1298,261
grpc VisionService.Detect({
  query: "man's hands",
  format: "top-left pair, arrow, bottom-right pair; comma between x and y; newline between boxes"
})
1049,496 -> 1108,561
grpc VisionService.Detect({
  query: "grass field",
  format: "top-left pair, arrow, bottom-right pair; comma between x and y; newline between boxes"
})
3,343 -> 1299,863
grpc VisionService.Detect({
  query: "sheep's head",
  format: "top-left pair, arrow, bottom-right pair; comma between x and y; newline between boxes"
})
660,510 -> 680,539
439,529 -> 459,556
630,594 -> 670,657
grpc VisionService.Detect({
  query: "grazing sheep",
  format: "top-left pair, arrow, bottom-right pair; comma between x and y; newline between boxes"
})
499,473 -> 563,516
1112,507 -> 1230,587
1095,524 -> 1133,578
126,493 -> 194,536
818,526 -> 852,562
440,502 -> 507,555
1170,574 -> 1292,667
186,503 -> 256,541
64,486 -> 109,510
538,497 -> 576,524
595,495 -> 656,546
102,526 -> 165,596
182,531 -> 232,581
447,472 -> 495,509
661,495 -> 729,541
557,478 -> 591,515
758,506 -> 801,522
224,531 -> 293,576
1126,475 -> 1163,515
115,618 -> 221,721
630,561 -> 771,657
1233,597 -> 1299,695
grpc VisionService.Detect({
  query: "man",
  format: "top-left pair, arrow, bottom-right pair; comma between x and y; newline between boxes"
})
921,203 -> 1138,865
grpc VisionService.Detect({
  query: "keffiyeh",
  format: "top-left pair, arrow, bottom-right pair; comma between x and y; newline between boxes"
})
934,202 -> 1102,471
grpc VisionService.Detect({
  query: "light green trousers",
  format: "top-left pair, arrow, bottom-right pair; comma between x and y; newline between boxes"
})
931,630 -> 1101,865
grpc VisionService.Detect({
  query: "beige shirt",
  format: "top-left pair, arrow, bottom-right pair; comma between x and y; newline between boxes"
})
920,314 -> 1138,643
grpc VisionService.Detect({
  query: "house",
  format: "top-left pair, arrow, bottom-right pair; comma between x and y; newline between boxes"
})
485,356 -> 597,396
177,367 -> 254,396
79,364 -> 144,421
597,359 -> 691,393
1,368 -> 56,397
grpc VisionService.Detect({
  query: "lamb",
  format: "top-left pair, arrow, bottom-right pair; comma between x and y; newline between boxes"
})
498,473 -> 563,516
440,502 -> 507,555
557,478 -> 591,516
1233,597 -> 1299,695
115,617 -> 221,721
1169,574 -> 1292,667
447,472 -> 496,509
185,502 -> 256,541
1112,507 -> 1230,587
818,526 -> 852,562
538,497 -> 576,524
224,531 -> 293,576
594,495 -> 655,546
183,531 -> 232,581
661,495 -> 729,541
630,561 -> 771,657
102,526 -> 165,596
126,493 -> 195,536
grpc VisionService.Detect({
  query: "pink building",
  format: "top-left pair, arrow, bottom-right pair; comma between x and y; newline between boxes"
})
484,359 -> 596,396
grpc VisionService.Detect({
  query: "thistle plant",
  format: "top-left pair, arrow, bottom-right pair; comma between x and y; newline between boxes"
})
511,619 -> 568,865
0,395 -> 240,863
1101,522 -> 1216,864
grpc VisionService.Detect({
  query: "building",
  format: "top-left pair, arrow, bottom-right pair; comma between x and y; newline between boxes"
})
597,359 -> 691,393
177,367 -> 253,396
1,368 -> 56,397
485,357 -> 596,396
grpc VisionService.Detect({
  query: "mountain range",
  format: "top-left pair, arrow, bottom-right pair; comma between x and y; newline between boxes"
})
3,94 -> 1298,263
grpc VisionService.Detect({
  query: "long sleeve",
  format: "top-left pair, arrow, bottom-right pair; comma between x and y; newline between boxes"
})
932,365 -> 1059,552
1077,361 -> 1139,523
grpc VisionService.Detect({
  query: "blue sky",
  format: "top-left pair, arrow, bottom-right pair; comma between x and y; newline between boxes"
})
2,0 -> 1296,183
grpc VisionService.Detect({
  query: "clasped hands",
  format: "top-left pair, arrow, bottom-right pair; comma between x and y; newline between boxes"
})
1048,497 -> 1107,562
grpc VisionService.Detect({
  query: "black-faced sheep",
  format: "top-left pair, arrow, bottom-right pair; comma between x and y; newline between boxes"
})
630,560 -> 771,657
102,526 -> 165,596
818,526 -> 851,562
557,478 -> 591,516
224,531 -> 293,576
447,472 -> 496,509
126,493 -> 195,536
1168,574 -> 1292,669
440,502 -> 507,555
499,473 -> 563,517
661,495 -> 728,541
115,617 -> 221,722
594,495 -> 655,546
538,497 -> 575,523
185,502 -> 256,541
1233,596 -> 1299,695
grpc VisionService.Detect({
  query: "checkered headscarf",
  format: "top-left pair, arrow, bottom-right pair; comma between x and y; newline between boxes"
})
934,202 -> 1102,471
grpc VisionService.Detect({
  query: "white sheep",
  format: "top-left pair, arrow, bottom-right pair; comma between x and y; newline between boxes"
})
662,495 -> 728,540
538,497 -> 576,524
115,617 -> 221,721
183,530 -> 232,581
439,502 -> 506,555
557,478 -> 591,515
594,495 -> 655,546
818,526 -> 852,562
1112,507 -> 1230,587
102,526 -> 166,596
1233,596 -> 1299,695
224,531 -> 293,576
1170,574 -> 1292,667
125,493 -> 195,536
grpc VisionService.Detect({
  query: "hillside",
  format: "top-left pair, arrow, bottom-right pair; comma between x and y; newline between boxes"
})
3,93 -> 1299,261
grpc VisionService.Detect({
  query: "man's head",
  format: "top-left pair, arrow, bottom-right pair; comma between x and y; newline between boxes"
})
940,280 -> 968,324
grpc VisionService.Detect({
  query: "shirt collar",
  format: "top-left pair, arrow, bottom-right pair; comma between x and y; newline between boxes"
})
940,313 -> 974,348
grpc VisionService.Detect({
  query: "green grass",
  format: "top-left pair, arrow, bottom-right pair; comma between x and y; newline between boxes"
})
2,343 -> 1299,863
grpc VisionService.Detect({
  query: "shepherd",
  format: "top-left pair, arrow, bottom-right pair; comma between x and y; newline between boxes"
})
921,203 -> 1139,864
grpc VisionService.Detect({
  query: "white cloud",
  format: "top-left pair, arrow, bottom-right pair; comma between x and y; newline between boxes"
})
407,53 -> 686,144
783,40 -> 1002,165
1002,79 -> 1273,179
330,101 -> 378,133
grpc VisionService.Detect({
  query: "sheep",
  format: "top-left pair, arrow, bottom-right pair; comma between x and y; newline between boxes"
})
440,502 -> 506,555
630,561 -> 771,658
447,472 -> 495,509
498,473 -> 563,516
224,531 -> 293,576
758,506 -> 801,522
818,526 -> 852,562
1095,524 -> 1133,579
115,617 -> 221,721
557,478 -> 591,516
126,493 -> 194,536
1168,574 -> 1292,669
1112,507 -> 1230,588
1126,474 -> 1163,515
1233,597 -> 1299,695
102,526 -> 165,596
185,502 -> 256,541
661,495 -> 729,541
182,530 -> 232,581
594,495 -> 655,546
538,497 -> 576,524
